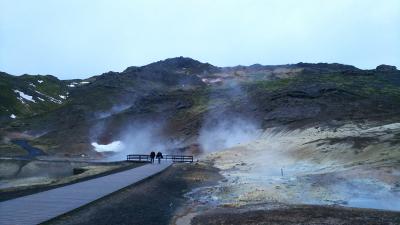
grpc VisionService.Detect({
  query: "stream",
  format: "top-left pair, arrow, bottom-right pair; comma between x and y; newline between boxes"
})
11,140 -> 46,158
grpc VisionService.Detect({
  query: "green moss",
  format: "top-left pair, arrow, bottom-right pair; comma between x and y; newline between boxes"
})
0,143 -> 27,157
183,87 -> 209,112
242,73 -> 400,102
245,77 -> 298,93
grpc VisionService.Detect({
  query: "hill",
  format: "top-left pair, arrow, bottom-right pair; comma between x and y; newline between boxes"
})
0,57 -> 399,158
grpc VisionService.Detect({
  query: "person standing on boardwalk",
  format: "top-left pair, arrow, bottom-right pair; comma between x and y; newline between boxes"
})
156,152 -> 163,164
150,151 -> 155,164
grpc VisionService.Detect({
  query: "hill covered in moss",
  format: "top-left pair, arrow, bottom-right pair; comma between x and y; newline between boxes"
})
1,57 -> 399,158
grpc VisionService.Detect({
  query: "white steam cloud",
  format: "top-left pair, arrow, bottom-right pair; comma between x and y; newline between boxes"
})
96,121 -> 181,161
198,79 -> 261,152
199,117 -> 261,152
95,104 -> 132,119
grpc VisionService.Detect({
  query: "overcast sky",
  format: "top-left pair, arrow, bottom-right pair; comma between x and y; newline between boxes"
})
1,0 -> 399,79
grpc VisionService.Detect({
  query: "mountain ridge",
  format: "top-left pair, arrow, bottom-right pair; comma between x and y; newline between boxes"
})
5,56 -> 394,80
1,57 -> 399,158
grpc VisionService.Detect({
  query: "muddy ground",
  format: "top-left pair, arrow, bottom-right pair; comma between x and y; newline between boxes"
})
39,161 -> 400,225
44,162 -> 222,225
191,205 -> 400,225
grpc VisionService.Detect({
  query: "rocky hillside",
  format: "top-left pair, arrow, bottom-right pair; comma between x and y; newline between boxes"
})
0,57 -> 399,158
0,73 -> 69,121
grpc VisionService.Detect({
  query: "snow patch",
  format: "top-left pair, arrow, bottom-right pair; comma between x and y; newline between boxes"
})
91,141 -> 125,152
59,95 -> 66,99
14,90 -> 35,103
68,81 -> 89,87
29,83 -> 36,87
34,91 -> 62,104
38,80 -> 43,83
50,98 -> 62,104
68,82 -> 78,87
10,114 -> 16,119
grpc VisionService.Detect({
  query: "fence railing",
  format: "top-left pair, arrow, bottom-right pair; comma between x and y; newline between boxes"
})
164,155 -> 193,163
126,154 -> 150,162
126,154 -> 193,163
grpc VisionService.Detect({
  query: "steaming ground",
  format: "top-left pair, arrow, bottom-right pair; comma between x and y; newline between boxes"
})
180,122 -> 400,221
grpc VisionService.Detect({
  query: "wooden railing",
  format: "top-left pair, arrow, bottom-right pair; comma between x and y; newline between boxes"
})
126,154 -> 193,163
164,155 -> 193,163
126,154 -> 150,162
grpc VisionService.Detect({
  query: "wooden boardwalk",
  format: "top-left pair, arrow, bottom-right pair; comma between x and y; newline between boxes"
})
0,162 -> 171,225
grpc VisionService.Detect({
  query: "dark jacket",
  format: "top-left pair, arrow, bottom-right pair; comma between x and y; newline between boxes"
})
150,152 -> 156,158
156,152 -> 163,159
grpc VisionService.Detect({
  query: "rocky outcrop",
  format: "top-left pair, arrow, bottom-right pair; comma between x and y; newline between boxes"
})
376,64 -> 397,72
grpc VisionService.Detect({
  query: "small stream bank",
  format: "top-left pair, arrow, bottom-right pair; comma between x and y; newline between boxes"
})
11,140 -> 46,159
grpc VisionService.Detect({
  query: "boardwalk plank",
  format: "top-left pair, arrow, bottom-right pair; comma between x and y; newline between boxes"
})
0,162 -> 171,225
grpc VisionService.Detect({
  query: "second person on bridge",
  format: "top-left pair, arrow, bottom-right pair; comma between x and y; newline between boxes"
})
156,152 -> 163,164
